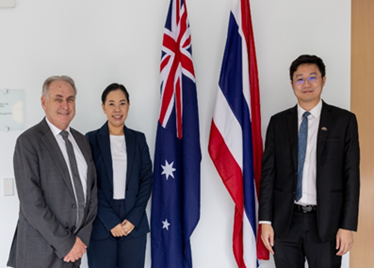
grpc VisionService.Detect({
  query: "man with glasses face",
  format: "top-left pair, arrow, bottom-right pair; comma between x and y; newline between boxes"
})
259,55 -> 360,267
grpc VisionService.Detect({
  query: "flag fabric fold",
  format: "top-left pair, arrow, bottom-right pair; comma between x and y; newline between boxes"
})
151,0 -> 201,267
208,0 -> 268,267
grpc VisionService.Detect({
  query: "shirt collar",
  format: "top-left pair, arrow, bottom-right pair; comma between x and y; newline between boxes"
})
297,99 -> 322,120
45,117 -> 71,137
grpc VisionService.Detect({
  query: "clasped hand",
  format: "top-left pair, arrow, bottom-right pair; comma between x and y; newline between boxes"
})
110,219 -> 135,237
64,237 -> 86,263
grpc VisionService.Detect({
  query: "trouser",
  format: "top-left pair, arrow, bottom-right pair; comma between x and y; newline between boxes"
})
87,199 -> 146,268
273,207 -> 341,268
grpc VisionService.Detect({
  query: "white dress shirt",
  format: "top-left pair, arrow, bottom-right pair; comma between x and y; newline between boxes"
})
110,135 -> 127,200
260,100 -> 322,225
295,99 -> 322,206
46,118 -> 88,203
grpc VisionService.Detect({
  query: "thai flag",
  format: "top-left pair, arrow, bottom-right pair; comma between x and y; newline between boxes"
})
151,0 -> 201,267
208,0 -> 268,267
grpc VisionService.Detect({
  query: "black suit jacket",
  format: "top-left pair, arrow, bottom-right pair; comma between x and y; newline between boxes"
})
86,122 -> 153,240
259,101 -> 360,241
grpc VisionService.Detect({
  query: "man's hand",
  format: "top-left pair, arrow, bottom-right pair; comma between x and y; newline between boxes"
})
261,223 -> 275,254
63,237 -> 86,262
336,228 -> 354,256
111,223 -> 127,237
122,219 -> 135,236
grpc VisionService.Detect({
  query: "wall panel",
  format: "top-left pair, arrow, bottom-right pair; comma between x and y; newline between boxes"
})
350,0 -> 374,267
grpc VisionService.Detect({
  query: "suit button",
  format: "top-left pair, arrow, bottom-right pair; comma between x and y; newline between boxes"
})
126,187 -> 129,191
72,204 -> 76,209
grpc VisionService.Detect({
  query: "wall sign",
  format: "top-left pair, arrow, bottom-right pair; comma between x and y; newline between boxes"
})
0,0 -> 15,8
0,89 -> 25,131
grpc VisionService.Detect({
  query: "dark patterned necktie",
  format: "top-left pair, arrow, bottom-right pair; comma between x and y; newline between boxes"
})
60,130 -> 85,228
295,111 -> 310,201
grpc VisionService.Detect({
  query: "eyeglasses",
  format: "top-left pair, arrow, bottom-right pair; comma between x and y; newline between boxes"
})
294,76 -> 320,85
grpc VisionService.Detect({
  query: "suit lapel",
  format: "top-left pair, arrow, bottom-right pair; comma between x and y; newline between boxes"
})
287,105 -> 298,171
39,119 -> 75,197
317,101 -> 333,161
98,123 -> 114,188
124,126 -> 135,188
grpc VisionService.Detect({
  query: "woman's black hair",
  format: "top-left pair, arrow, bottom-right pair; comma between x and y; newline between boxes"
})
101,83 -> 129,104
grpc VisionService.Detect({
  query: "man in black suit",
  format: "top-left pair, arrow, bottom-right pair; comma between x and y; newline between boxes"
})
259,55 -> 360,267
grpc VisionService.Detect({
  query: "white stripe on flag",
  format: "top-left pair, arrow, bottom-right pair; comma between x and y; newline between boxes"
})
243,209 -> 258,268
243,178 -> 259,268
212,88 -> 243,170
232,0 -> 252,119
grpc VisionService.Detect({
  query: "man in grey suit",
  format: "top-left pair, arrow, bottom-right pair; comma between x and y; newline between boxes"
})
7,76 -> 97,268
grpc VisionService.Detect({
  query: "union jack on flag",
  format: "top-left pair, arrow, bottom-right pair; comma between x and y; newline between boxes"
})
151,0 -> 201,267
159,0 -> 195,139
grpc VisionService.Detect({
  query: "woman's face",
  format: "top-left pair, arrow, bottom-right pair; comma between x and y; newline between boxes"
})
102,89 -> 129,130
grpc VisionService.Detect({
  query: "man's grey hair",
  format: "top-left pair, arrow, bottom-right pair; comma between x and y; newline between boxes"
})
42,75 -> 77,98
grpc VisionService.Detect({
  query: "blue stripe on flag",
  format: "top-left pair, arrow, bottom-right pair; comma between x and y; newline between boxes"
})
218,12 -> 257,235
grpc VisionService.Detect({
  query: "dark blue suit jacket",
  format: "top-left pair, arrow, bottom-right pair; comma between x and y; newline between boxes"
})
86,122 -> 153,240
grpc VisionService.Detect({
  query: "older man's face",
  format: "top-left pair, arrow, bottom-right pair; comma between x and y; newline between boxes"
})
41,80 -> 76,130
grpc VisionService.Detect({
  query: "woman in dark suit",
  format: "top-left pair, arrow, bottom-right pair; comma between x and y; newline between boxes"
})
86,83 -> 153,268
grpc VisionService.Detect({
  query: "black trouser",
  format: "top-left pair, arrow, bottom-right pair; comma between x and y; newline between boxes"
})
87,199 -> 146,268
273,207 -> 341,268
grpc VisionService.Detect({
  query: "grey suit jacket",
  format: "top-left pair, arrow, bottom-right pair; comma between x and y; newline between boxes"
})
7,118 -> 97,268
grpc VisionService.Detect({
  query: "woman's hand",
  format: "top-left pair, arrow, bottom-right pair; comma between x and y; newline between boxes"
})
122,219 -> 135,236
110,223 -> 127,237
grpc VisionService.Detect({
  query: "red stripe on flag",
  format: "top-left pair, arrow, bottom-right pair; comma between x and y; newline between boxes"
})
208,121 -> 244,209
176,77 -> 182,139
208,121 -> 246,267
159,63 -> 177,124
240,0 -> 262,196
241,0 -> 268,260
163,34 -> 176,51
176,0 -> 180,24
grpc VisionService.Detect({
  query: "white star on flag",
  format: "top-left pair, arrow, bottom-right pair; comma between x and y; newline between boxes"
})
162,219 -> 170,230
161,160 -> 176,180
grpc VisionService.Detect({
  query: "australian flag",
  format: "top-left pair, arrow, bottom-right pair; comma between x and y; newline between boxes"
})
151,0 -> 201,267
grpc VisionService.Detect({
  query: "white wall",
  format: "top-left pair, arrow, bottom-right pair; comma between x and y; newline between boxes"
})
0,0 -> 351,267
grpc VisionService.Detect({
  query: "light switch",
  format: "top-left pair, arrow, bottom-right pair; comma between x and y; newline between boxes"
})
4,178 -> 14,196
0,0 -> 15,8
